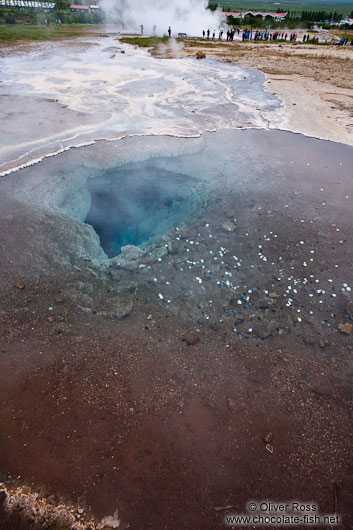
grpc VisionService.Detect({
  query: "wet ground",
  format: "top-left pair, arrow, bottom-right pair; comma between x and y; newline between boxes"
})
0,129 -> 353,529
0,34 -> 280,176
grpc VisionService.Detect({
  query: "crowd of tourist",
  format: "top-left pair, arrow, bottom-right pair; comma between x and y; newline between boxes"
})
201,28 -> 311,42
200,28 -> 353,45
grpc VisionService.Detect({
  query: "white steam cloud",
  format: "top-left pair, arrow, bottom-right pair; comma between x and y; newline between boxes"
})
101,0 -> 223,37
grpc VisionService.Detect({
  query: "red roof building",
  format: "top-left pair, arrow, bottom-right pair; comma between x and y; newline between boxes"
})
70,4 -> 89,11
223,10 -> 288,21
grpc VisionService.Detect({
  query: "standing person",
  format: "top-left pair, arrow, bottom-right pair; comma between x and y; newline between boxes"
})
202,30 -> 205,38
140,24 -> 143,35
153,24 -> 156,35
212,31 -> 215,39
207,29 -> 210,39
168,26 -> 171,37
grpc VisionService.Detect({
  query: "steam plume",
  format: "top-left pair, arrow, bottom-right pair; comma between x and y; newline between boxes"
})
100,0 -> 223,36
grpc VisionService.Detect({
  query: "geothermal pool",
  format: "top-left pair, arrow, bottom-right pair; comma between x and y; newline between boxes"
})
1,34 -> 353,530
0,34 -> 281,175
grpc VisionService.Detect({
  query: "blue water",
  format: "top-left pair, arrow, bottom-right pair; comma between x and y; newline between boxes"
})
85,164 -> 201,257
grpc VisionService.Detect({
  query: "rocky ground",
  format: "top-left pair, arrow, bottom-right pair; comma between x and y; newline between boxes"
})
0,129 -> 353,529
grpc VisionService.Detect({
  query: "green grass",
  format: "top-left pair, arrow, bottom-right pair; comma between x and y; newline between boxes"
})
222,0 -> 353,16
0,24 -> 100,45
120,36 -> 170,48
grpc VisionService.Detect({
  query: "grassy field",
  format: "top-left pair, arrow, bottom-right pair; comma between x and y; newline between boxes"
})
221,0 -> 353,16
120,36 -> 170,47
0,24 -> 101,45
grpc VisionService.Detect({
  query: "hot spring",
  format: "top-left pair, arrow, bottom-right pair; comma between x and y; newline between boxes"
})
84,164 -> 202,258
1,130 -> 353,280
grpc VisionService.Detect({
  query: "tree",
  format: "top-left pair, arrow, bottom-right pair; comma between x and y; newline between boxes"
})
55,0 -> 70,12
207,2 -> 218,11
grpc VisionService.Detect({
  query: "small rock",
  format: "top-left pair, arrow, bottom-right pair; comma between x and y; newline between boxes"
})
51,322 -> 69,335
228,397 -> 237,411
318,339 -> 325,348
113,300 -> 133,320
98,515 -> 120,529
252,295 -> 270,309
269,292 -> 279,298
182,331 -> 200,345
139,256 -> 152,265
46,495 -> 57,506
49,508 -> 75,527
252,320 -> 275,339
120,245 -> 145,261
13,282 -> 25,289
175,230 -> 190,239
47,316 -> 55,323
221,221 -> 237,232
347,302 -> 353,321
196,50 -> 206,59
55,296 -> 63,304
262,431 -> 273,444
113,258 -> 139,271
339,323 -> 353,335
150,245 -> 168,260
77,281 -> 85,291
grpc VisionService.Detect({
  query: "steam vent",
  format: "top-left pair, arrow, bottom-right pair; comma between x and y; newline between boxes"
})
1,31 -> 353,530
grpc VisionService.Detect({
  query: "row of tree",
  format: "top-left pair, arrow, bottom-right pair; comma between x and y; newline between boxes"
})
0,7 -> 105,24
300,10 -> 343,22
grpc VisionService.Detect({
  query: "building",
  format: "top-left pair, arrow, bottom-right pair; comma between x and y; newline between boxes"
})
70,4 -> 89,12
0,0 -> 54,8
223,10 -> 288,21
69,4 -> 100,12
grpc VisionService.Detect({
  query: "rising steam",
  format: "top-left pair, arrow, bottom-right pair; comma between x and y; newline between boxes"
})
100,0 -> 223,36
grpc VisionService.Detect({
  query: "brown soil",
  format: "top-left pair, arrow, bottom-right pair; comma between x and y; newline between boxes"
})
1,30 -> 353,528
1,131 -> 353,530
